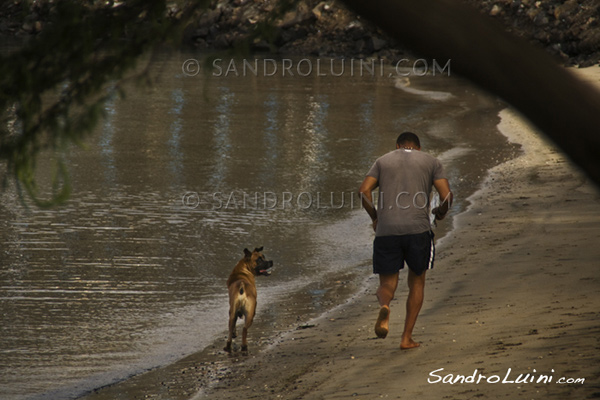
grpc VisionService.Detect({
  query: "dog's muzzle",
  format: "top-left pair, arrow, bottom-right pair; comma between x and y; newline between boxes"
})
256,259 -> 273,276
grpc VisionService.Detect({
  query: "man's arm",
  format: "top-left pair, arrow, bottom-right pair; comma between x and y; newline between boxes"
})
359,176 -> 379,232
432,178 -> 453,220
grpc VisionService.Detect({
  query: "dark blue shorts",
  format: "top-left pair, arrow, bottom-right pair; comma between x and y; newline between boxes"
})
373,231 -> 435,276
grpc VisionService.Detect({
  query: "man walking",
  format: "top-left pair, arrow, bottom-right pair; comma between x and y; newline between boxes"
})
359,132 -> 452,349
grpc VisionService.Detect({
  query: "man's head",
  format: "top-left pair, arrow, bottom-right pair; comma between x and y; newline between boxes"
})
396,132 -> 421,150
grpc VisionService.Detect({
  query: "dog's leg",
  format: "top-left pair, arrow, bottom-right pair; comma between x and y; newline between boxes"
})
241,305 -> 256,352
224,309 -> 237,352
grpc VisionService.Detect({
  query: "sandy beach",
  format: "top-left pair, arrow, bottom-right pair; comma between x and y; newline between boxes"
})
80,67 -> 600,400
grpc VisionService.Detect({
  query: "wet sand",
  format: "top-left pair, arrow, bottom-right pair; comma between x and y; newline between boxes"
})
80,67 -> 600,400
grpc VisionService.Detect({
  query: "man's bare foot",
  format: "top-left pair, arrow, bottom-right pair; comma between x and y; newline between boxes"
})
375,305 -> 390,339
400,337 -> 420,350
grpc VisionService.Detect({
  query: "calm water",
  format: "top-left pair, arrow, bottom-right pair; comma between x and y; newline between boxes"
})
0,52 -> 514,399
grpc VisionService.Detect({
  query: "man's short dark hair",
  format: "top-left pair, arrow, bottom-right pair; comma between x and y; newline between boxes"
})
396,132 -> 421,148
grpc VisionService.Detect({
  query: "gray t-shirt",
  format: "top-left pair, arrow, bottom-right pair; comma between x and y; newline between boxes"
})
366,149 -> 446,236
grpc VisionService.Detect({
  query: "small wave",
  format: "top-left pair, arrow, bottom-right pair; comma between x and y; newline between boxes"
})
437,146 -> 471,164
395,77 -> 455,101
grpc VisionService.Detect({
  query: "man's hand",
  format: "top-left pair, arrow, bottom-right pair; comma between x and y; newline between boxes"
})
431,207 -> 446,221
433,178 -> 453,221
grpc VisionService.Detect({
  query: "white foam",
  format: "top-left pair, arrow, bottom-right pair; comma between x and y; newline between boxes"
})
394,77 -> 455,101
435,107 -> 555,250
436,146 -> 471,164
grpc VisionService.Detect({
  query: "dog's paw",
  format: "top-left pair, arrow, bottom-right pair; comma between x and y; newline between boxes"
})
241,345 -> 248,353
224,343 -> 232,353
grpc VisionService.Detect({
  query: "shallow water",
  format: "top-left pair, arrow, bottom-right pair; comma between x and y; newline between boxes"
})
0,52 -> 515,399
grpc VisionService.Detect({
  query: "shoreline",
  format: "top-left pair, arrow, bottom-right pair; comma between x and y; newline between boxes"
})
78,67 -> 600,400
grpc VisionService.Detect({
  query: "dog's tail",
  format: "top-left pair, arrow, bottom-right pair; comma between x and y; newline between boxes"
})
239,281 -> 245,296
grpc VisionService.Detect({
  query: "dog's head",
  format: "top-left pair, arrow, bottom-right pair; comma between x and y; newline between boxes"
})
243,246 -> 273,277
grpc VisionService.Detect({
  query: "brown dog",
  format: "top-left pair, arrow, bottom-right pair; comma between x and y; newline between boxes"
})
224,247 -> 273,353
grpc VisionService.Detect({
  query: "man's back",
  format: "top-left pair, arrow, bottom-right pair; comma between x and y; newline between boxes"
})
360,132 -> 453,349
367,148 -> 446,236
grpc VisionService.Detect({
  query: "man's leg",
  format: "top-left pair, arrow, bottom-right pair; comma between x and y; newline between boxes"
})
374,272 -> 399,338
400,269 -> 426,349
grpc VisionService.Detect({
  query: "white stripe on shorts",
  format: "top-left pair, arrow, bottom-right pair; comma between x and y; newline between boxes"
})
428,234 -> 435,270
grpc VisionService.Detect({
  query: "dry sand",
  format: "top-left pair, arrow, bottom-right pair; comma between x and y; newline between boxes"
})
81,67 -> 600,400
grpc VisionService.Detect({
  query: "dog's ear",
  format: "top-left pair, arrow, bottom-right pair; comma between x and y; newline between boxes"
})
254,246 -> 264,252
244,248 -> 252,258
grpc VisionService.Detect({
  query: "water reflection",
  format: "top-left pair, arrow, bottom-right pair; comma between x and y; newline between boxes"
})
358,97 -> 377,165
299,95 -> 330,191
100,95 -> 117,186
168,88 -> 185,180
210,86 -> 234,188
262,92 -> 279,169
